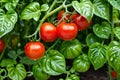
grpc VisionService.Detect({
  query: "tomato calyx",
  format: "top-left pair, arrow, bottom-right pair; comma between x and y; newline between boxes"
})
57,10 -> 70,21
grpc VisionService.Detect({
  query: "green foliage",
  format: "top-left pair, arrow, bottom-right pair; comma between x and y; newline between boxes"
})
0,0 -> 120,79
93,21 -> 111,39
0,59 -> 17,67
60,39 -> 82,59
72,1 -> 93,22
88,43 -> 107,70
106,41 -> 120,73
86,33 -> 102,46
108,0 -> 120,11
65,74 -> 80,80
113,27 -> 120,40
32,64 -> 50,80
21,2 -> 41,21
40,50 -> 66,75
73,54 -> 90,72
0,9 -> 17,38
7,64 -> 26,80
93,0 -> 110,21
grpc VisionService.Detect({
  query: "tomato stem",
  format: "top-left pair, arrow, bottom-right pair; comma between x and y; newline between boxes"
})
108,4 -> 114,80
48,0 -> 57,12
25,3 -> 72,38
46,38 -> 60,53
108,64 -> 112,80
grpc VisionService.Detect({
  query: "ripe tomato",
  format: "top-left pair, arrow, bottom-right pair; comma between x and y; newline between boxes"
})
57,22 -> 78,40
57,10 -> 70,20
40,22 -> 57,42
0,39 -> 5,52
24,42 -> 45,60
111,70 -> 117,78
72,14 -> 92,30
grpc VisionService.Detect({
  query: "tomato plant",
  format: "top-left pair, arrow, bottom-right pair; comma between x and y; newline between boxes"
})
57,22 -> 78,40
0,0 -> 120,80
40,22 -> 57,42
24,42 -> 45,60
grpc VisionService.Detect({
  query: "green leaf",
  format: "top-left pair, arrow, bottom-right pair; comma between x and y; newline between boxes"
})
4,0 -> 19,11
60,39 -> 82,59
88,43 -> 107,70
80,0 -> 90,2
93,0 -> 109,21
8,49 -> 24,60
32,64 -> 50,80
65,74 -> 80,80
0,68 -> 7,80
21,2 -> 41,21
72,1 -> 93,22
7,64 -> 26,80
40,50 -> 66,75
73,54 -> 90,72
108,0 -> 120,11
106,41 -> 120,72
8,50 -> 17,60
20,57 -> 39,65
0,9 -> 18,38
0,59 -> 17,67
86,33 -> 102,46
113,27 -> 120,40
41,4 -> 49,11
93,21 -> 111,39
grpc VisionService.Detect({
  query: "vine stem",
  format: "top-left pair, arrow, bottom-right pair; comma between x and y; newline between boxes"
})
25,2 -> 72,38
108,4 -> 114,80
46,38 -> 60,53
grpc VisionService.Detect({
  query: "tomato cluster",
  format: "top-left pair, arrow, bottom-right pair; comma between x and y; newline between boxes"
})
24,10 -> 92,60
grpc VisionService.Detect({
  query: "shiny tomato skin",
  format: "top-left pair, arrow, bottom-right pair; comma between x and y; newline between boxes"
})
57,22 -> 78,41
40,22 -> 57,42
111,70 -> 117,78
0,39 -> 5,52
57,10 -> 70,20
72,14 -> 92,30
24,42 -> 45,60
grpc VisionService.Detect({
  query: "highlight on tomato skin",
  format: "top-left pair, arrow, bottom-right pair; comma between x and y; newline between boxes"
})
72,14 -> 92,30
24,42 -> 45,60
0,39 -> 5,52
40,22 -> 57,42
57,22 -> 78,41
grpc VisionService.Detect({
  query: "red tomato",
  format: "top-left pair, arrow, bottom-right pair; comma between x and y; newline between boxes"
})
24,42 -> 45,60
57,10 -> 70,20
57,22 -> 78,40
111,70 -> 117,78
0,39 -> 5,52
72,14 -> 92,30
40,22 -> 57,42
